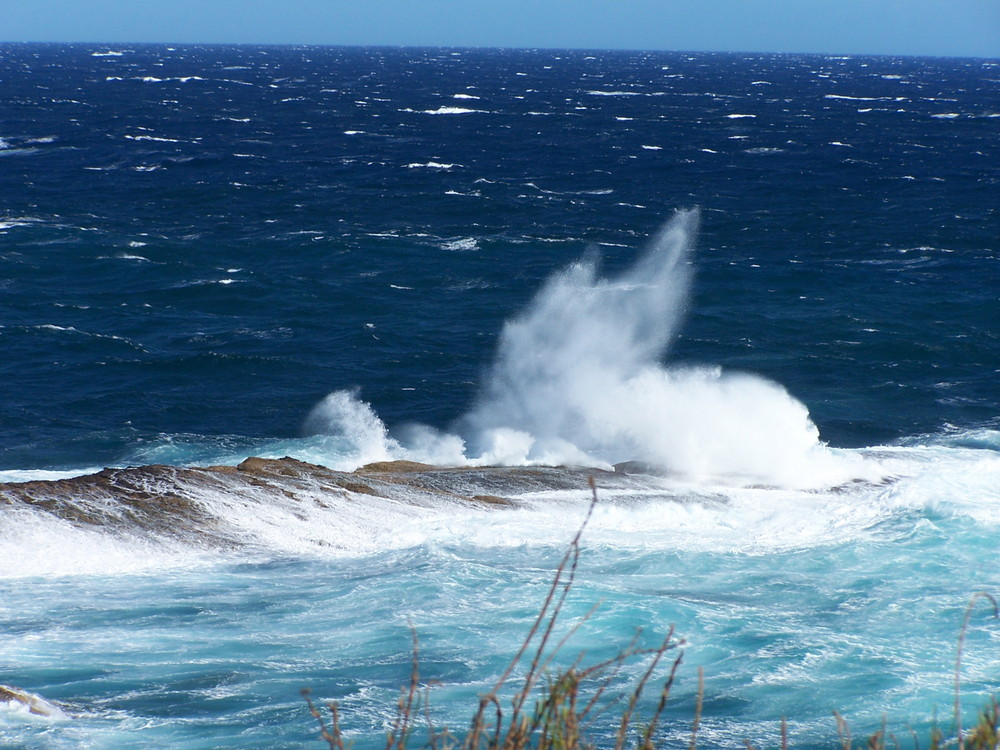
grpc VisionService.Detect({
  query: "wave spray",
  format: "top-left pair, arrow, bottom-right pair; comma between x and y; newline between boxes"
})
310,211 -> 864,487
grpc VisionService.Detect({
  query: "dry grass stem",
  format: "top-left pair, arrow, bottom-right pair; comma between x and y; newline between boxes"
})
955,592 -> 999,747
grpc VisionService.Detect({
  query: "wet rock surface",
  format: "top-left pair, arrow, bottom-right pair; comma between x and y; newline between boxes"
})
0,458 -> 663,547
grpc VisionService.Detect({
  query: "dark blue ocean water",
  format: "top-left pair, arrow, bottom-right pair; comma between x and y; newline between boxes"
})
2,45 -> 997,469
1,45 -> 998,750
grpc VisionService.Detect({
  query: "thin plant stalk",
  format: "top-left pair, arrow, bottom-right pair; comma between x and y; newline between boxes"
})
955,592 -> 999,747
689,666 -> 704,750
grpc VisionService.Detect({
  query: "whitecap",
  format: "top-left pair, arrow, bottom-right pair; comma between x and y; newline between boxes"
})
441,238 -> 479,251
0,147 -> 40,157
32,325 -> 147,350
124,134 -> 183,143
405,161 -> 460,169
824,94 -> 885,101
135,75 -> 205,84
420,106 -> 485,115
0,217 -> 40,230
726,114 -> 756,119
586,90 -> 642,97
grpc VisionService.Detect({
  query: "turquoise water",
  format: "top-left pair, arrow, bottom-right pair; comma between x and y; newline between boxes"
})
4,439 -> 999,748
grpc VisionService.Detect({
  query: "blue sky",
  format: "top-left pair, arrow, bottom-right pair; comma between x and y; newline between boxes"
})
3,0 -> 998,58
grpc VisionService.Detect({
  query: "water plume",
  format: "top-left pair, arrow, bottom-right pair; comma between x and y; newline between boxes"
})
461,209 -> 853,486
310,211 -> 870,487
462,211 -> 695,462
304,388 -> 399,468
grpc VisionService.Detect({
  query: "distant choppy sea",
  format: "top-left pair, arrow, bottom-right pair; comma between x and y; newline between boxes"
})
1,44 -> 998,749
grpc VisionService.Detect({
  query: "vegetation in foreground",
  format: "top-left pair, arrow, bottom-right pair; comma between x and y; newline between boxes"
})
304,481 -> 999,750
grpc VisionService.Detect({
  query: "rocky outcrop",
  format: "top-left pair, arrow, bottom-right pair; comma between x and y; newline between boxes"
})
1,458 -> 655,546
0,685 -> 69,719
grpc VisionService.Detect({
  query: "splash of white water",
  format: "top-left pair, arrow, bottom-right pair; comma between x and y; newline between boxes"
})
307,211 -> 874,488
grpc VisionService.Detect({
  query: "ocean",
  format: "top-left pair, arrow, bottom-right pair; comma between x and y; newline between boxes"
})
1,44 -> 998,749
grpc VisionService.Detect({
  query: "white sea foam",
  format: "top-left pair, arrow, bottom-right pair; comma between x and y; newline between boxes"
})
586,90 -> 642,97
124,134 -> 184,143
0,468 -> 100,483
0,510 -> 225,578
33,325 -> 145,350
420,106 -> 484,115
3,433 -> 995,574
0,217 -> 40,230
405,161 -> 460,169
857,440 -> 1000,526
0,146 -> 40,157
440,238 -> 479,251
824,95 -> 885,102
135,75 -> 206,84
0,686 -> 69,722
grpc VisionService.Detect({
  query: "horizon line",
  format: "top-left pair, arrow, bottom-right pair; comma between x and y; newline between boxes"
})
2,40 -> 997,62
